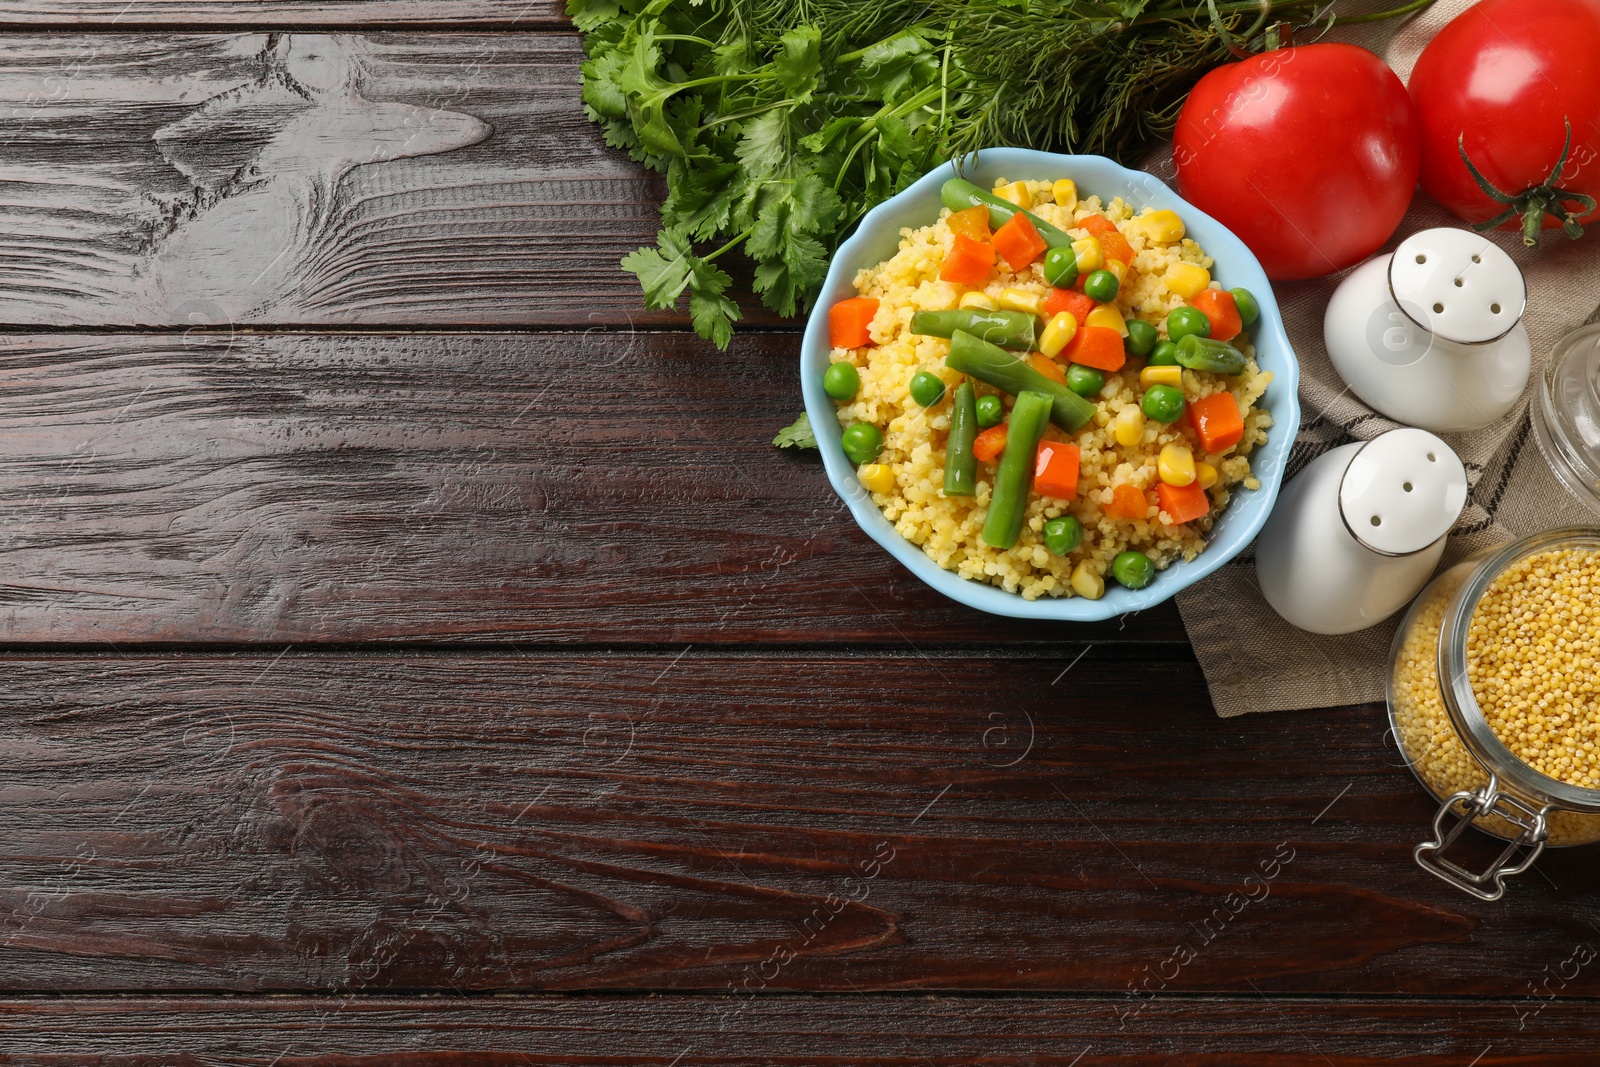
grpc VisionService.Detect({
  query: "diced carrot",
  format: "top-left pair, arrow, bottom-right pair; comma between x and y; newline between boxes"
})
829,297 -> 879,350
939,234 -> 997,286
1105,484 -> 1149,521
1190,288 -> 1243,342
1034,441 -> 1080,499
973,423 -> 1009,462
1080,214 -> 1135,264
1156,481 -> 1211,525
1029,352 -> 1068,385
1042,288 -> 1097,325
947,206 -> 991,242
1063,325 -> 1126,373
1187,391 -> 1244,453
992,212 -> 1048,272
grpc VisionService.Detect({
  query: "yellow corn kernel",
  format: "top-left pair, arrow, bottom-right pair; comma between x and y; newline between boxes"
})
1038,311 -> 1079,358
1052,179 -> 1078,210
1140,365 -> 1183,389
959,290 -> 997,310
1163,262 -> 1211,299
1104,259 -> 1129,286
1113,406 -> 1145,447
1071,236 -> 1103,274
998,288 -> 1042,316
1196,461 -> 1219,490
1158,443 -> 1197,487
1142,209 -> 1186,244
1086,304 -> 1128,337
1070,561 -> 1105,600
858,463 -> 895,494
995,180 -> 1033,209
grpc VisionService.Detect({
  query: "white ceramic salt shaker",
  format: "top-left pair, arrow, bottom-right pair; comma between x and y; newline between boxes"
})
1255,428 -> 1468,635
1324,228 -> 1530,433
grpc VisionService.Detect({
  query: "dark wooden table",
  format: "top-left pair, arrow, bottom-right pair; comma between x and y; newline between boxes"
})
1,6 -> 1598,1063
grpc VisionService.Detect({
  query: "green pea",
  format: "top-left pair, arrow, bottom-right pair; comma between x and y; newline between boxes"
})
841,422 -> 883,465
1167,306 -> 1211,343
1111,550 -> 1155,590
1083,269 -> 1120,303
1065,363 -> 1105,398
1229,287 -> 1260,327
1124,318 -> 1158,358
975,394 -> 1004,428
823,361 -> 859,401
1043,516 -> 1084,556
909,370 -> 946,406
1148,340 -> 1180,366
1141,384 -> 1186,424
1042,245 -> 1079,289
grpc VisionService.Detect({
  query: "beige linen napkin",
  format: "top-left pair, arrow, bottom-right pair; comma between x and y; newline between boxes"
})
1164,0 -> 1600,716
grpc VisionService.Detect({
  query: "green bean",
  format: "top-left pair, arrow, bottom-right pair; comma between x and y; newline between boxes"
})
940,178 -> 1074,248
944,382 -> 979,497
981,390 -> 1052,549
1175,334 -> 1248,375
911,308 -> 1035,350
944,330 -> 1097,432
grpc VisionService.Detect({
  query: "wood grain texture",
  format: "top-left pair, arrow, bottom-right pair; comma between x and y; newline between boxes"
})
0,2 -> 567,25
0,32 -> 770,328
0,331 -> 1185,644
4,994 -> 1600,1064
3,652 -> 1599,995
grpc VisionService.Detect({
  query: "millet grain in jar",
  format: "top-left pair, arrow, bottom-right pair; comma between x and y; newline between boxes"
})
1390,548 -> 1600,846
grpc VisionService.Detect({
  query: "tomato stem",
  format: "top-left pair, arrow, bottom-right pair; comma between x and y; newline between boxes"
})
1459,121 -> 1599,246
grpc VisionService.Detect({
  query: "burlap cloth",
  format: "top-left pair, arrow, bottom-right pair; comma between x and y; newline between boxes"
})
1155,0 -> 1600,716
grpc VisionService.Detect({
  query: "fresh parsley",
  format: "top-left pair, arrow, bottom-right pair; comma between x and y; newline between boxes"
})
772,411 -> 817,450
575,0 -> 1432,348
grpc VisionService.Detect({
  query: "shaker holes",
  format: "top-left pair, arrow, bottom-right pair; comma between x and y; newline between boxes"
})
1404,482 -> 1414,492
1371,515 -> 1383,526
1433,302 -> 1445,313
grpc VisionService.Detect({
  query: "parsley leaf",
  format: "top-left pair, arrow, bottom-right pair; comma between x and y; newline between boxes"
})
773,411 -> 817,450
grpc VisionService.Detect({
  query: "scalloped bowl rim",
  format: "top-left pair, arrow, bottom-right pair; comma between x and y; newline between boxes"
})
800,149 -> 1301,621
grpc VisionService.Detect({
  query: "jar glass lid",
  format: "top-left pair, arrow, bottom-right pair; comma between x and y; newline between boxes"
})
1535,323 -> 1600,517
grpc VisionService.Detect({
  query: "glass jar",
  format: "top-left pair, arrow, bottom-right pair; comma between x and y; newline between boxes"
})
1388,527 -> 1600,900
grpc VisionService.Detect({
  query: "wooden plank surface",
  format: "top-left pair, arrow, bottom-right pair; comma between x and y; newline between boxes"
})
4,994 -> 1600,1064
0,331 -> 1185,644
3,652 -> 1597,995
0,2 -> 568,25
0,32 -> 776,329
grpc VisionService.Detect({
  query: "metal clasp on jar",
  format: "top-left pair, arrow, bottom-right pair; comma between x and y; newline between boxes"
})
1414,775 -> 1549,901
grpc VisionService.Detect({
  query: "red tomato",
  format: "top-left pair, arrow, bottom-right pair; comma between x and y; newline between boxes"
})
1172,44 -> 1419,281
1408,0 -> 1600,243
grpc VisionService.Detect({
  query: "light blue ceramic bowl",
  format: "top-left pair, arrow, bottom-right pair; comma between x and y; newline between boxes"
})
801,148 -> 1301,621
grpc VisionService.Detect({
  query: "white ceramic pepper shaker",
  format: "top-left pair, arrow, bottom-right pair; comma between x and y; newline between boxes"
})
1324,228 -> 1530,433
1255,428 -> 1469,635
